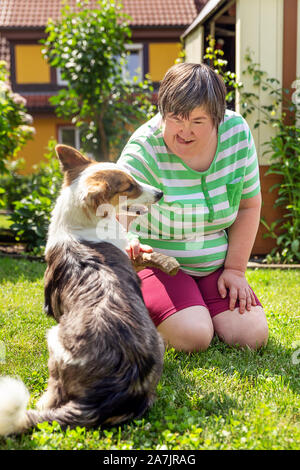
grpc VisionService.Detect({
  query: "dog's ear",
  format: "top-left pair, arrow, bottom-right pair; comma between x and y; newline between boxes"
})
84,179 -> 111,214
55,145 -> 92,172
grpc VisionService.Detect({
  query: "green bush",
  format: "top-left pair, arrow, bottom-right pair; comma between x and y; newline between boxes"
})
41,0 -> 155,161
9,140 -> 63,255
0,159 -> 32,211
241,53 -> 300,264
0,60 -> 35,175
204,38 -> 300,264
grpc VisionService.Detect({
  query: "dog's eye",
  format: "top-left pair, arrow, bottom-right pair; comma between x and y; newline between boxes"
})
126,183 -> 135,192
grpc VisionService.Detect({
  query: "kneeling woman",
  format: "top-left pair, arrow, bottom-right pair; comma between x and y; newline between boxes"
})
118,63 -> 269,352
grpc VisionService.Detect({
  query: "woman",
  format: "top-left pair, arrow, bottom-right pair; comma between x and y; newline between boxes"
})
117,63 -> 268,352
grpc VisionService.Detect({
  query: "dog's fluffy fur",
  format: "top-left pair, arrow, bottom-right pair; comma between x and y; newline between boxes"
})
0,145 -> 165,435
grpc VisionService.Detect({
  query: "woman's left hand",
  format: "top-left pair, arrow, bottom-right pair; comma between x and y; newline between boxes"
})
217,268 -> 257,314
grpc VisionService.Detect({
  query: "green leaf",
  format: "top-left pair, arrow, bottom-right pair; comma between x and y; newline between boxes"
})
291,239 -> 299,253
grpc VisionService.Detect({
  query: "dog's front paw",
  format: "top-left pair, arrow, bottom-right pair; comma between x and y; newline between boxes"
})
36,391 -> 54,411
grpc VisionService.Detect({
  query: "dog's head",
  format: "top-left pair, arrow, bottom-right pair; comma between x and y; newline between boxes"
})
55,145 -> 163,218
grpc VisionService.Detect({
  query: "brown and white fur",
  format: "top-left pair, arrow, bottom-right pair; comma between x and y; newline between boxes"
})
0,145 -> 165,435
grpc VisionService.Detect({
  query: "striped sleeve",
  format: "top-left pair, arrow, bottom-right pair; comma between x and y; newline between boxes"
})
241,127 -> 261,199
117,140 -> 161,243
118,140 -> 161,189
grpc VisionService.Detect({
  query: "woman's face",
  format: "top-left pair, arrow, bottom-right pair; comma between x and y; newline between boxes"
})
162,107 -> 217,160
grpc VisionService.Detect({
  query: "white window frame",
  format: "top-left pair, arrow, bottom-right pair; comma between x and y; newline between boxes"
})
58,126 -> 81,149
58,126 -> 95,158
57,68 -> 68,86
123,43 -> 144,82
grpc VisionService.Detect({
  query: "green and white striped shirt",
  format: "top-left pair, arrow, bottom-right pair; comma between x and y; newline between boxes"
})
118,110 -> 260,276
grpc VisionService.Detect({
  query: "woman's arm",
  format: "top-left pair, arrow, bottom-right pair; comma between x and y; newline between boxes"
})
225,192 -> 262,272
218,192 -> 262,313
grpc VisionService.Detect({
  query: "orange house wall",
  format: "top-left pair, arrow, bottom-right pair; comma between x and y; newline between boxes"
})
148,42 -> 182,81
17,115 -> 68,173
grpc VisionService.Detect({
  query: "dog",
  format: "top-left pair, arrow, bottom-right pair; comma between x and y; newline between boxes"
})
0,145 -> 165,435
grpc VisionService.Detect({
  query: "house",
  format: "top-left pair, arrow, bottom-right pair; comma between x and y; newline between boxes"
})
1,0 -> 296,255
0,0 -> 203,171
182,0 -> 299,254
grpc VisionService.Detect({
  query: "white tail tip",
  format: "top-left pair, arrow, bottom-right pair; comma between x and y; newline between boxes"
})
0,376 -> 30,436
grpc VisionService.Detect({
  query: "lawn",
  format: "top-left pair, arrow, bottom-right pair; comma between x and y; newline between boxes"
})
0,256 -> 299,450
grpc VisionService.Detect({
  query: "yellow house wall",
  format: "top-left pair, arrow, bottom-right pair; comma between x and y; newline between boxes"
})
15,45 -> 50,84
149,43 -> 182,81
17,115 -> 67,173
16,41 -> 181,172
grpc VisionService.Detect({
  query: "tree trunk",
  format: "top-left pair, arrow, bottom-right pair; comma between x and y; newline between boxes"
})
98,116 -> 110,161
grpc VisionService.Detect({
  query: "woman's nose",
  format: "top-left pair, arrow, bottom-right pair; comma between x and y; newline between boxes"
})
178,121 -> 192,136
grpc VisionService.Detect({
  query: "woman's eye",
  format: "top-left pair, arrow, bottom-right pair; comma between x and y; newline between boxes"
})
127,183 -> 135,192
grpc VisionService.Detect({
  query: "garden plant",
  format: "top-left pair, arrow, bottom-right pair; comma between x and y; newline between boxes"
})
0,257 -> 299,449
0,7 -> 299,453
41,0 -> 155,161
204,38 -> 300,264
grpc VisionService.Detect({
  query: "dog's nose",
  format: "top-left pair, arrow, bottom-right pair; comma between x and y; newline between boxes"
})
155,190 -> 164,202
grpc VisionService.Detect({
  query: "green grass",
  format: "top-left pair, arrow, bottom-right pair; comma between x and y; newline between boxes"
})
0,257 -> 299,450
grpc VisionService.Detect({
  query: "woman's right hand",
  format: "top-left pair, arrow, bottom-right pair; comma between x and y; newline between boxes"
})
125,238 -> 153,260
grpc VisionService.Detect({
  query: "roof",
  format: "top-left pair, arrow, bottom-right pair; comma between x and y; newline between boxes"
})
23,93 -> 54,110
0,0 -> 209,109
0,0 -> 204,29
182,0 -> 228,38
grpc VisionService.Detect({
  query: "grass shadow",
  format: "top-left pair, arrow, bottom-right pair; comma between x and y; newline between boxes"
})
164,334 -> 300,398
210,335 -> 299,395
0,256 -> 45,284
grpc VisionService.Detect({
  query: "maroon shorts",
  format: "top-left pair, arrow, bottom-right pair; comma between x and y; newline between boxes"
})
138,267 -> 262,327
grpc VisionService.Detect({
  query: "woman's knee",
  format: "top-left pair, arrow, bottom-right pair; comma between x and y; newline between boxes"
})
178,319 -> 214,352
157,306 -> 214,353
213,306 -> 268,350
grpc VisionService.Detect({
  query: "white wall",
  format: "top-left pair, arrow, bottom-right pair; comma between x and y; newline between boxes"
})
183,0 -> 285,164
184,25 -> 204,63
235,0 -> 284,165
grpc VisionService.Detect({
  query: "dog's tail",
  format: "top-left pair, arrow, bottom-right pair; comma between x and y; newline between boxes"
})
0,376 -> 151,435
0,377 -> 89,435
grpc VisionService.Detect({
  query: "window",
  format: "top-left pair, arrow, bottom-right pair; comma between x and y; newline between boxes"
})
122,44 -> 143,82
15,45 -> 51,84
56,45 -> 144,85
58,126 -> 95,158
57,68 -> 68,86
58,126 -> 81,149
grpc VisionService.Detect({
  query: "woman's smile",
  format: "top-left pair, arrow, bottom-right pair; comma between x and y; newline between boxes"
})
163,107 -> 218,161
176,135 -> 195,145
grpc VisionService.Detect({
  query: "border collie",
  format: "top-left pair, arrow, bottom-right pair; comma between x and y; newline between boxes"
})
0,145 -> 165,435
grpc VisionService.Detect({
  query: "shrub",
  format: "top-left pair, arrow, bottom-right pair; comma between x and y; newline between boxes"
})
203,38 -> 300,264
241,53 -> 300,264
41,0 -> 155,161
0,60 -> 35,175
0,159 -> 32,211
9,140 -> 63,255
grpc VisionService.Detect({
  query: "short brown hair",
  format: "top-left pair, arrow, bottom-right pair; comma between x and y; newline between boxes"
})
158,63 -> 226,128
